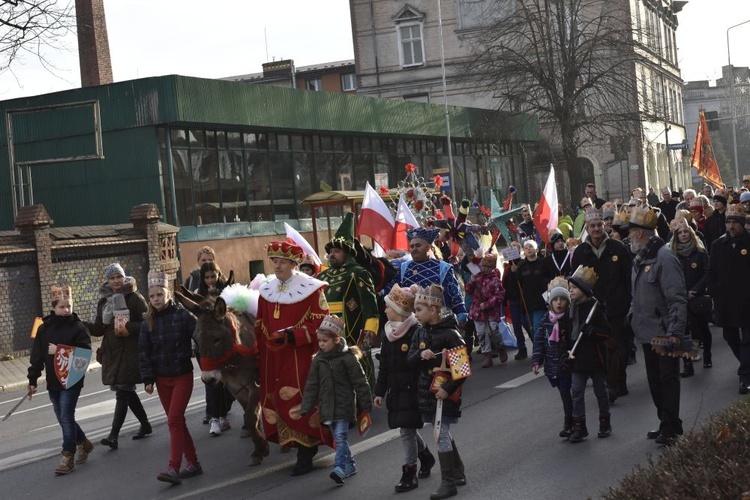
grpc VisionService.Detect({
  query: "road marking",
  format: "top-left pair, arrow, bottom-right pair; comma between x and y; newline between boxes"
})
495,371 -> 540,389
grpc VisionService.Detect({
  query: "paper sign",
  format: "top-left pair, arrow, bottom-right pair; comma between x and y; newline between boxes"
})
500,246 -> 521,261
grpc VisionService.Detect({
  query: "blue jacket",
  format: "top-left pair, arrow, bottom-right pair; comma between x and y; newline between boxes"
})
138,301 -> 197,385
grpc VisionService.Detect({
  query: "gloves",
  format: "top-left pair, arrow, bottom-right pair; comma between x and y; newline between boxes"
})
274,329 -> 295,345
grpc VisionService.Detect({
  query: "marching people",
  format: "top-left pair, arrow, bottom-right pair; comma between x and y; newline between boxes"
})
301,315 -> 373,486
465,252 -> 507,368
86,263 -> 151,450
408,284 -> 468,500
374,284 -> 435,492
532,277 -> 574,439
708,203 -> 750,395
502,242 -> 532,359
138,270 -> 202,484
628,207 -> 687,446
703,188 -> 729,250
566,266 -> 612,442
515,239 -> 548,345
27,286 -> 94,475
542,229 -> 573,279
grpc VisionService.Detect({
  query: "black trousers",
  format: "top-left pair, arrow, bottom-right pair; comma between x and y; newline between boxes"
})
642,344 -> 682,437
607,315 -> 629,393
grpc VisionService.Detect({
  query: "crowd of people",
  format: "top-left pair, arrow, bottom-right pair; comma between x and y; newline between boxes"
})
24,177 -> 750,499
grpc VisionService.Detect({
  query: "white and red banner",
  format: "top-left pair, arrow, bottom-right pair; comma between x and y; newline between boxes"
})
284,222 -> 321,267
393,193 -> 420,251
357,182 -> 395,251
533,165 -> 558,244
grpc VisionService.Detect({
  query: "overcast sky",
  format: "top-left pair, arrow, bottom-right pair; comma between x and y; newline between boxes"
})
0,0 -> 748,100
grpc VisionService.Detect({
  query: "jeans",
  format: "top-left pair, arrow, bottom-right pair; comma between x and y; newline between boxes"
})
723,326 -> 750,383
436,420 -> 453,453
48,386 -> 86,453
400,427 -> 426,466
156,372 -> 198,470
508,299 -> 531,352
571,370 -> 609,419
330,420 -> 354,471
642,344 -> 682,437
529,309 -> 546,344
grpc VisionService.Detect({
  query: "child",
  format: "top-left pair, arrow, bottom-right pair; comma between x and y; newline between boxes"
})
27,286 -> 94,475
532,277 -> 574,438
567,266 -> 612,443
465,252 -> 507,368
374,284 -> 435,492
301,315 -> 373,486
407,284 -> 467,500
138,270 -> 201,484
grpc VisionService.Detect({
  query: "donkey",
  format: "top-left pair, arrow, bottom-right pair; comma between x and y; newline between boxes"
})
175,287 -> 269,466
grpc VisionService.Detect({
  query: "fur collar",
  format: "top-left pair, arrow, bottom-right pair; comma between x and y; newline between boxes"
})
98,276 -> 136,299
259,271 -> 327,304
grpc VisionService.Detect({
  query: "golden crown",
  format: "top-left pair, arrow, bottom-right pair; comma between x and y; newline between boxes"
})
148,270 -> 169,289
266,241 -> 305,264
385,284 -> 416,317
547,276 -> 569,294
415,284 -> 444,308
612,211 -> 628,226
571,265 -> 598,289
726,203 -> 747,220
319,315 -> 345,337
51,285 -> 72,302
629,207 -> 658,230
744,174 -> 750,182
669,217 -> 689,233
584,207 -> 603,222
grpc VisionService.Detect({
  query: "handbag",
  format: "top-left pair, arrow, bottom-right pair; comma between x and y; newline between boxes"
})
688,295 -> 712,318
498,316 -> 517,348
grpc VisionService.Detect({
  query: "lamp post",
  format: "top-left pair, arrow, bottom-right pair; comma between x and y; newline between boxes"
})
726,19 -> 750,186
436,0 -> 456,199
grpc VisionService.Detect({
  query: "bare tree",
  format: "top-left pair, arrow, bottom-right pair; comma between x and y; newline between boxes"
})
0,0 -> 75,73
464,0 -> 648,178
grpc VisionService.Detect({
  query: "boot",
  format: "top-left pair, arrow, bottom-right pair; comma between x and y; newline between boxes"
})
101,393 -> 128,449
451,439 -> 466,486
497,344 -> 508,363
74,439 -> 94,464
395,464 -> 419,492
703,352 -> 712,368
128,392 -> 152,440
481,352 -> 493,368
430,452 -> 457,500
597,412 -> 612,438
559,417 -> 573,438
290,444 -> 318,476
54,451 -> 75,475
569,417 -> 588,443
680,359 -> 694,378
418,447 -> 436,478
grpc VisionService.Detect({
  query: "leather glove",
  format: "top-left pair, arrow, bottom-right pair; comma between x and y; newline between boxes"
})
274,329 -> 295,345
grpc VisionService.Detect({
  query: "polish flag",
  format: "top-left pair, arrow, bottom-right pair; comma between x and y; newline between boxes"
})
357,182 -> 395,251
533,166 -> 558,244
284,222 -> 321,267
392,194 -> 420,251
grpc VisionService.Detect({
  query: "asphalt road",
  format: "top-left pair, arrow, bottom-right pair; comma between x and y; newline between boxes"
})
0,329 -> 744,500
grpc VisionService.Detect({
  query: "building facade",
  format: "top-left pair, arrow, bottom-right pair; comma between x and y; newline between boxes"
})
223,59 -> 358,94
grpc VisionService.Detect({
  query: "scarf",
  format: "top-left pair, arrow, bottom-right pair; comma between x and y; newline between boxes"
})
385,313 -> 419,342
633,235 -> 663,270
675,238 -> 696,257
548,311 -> 565,342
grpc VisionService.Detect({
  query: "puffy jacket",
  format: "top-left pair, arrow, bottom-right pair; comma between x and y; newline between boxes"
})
375,321 -> 422,429
465,269 -> 505,322
138,301 -> 197,385
532,312 -> 572,380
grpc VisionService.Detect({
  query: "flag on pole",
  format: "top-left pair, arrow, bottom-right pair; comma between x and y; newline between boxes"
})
392,194 -> 420,251
690,110 -> 724,188
357,182 -> 395,251
284,222 -> 321,267
533,166 -> 559,244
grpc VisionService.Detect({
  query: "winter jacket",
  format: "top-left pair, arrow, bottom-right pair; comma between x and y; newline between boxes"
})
502,262 -> 522,301
28,312 -> 91,391
517,258 -> 547,311
407,315 -> 466,419
375,321 -> 423,429
629,238 -> 687,344
138,301 -> 197,385
301,343 -> 373,426
708,230 -> 750,328
676,247 -> 709,295
532,312 -> 572,380
86,278 -> 148,385
465,269 -> 505,322
558,214 -> 575,239
571,236 -> 632,317
702,210 -> 726,252
543,249 -> 573,279
568,298 -> 610,372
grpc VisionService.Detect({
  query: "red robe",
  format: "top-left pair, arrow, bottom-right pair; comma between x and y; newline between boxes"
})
256,271 -> 331,447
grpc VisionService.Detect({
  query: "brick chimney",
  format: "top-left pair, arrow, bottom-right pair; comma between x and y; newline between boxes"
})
75,0 -> 113,87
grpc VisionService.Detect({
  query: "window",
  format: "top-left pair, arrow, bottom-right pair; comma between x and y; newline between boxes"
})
341,73 -> 356,91
307,78 -> 322,91
398,24 -> 425,67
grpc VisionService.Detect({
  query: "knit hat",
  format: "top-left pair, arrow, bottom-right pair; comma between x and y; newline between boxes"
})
148,270 -> 169,289
549,228 -> 565,245
415,284 -> 444,308
726,203 -> 747,223
568,265 -> 598,297
104,263 -> 125,280
51,285 -> 72,302
325,212 -> 357,256
384,284 -> 416,317
266,240 -> 305,264
740,191 -> 750,204
547,276 -> 570,304
319,314 -> 345,337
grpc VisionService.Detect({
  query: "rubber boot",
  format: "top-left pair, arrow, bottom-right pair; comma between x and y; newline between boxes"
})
129,391 -> 153,440
418,447 -> 436,478
54,451 -> 75,475
430,452 -> 457,500
680,358 -> 694,378
559,417 -> 573,438
481,352 -> 493,368
395,464 -> 419,492
101,392 -> 128,449
569,417 -> 588,443
290,444 -> 318,476
74,439 -> 94,464
451,440 -> 466,486
597,412 -> 612,438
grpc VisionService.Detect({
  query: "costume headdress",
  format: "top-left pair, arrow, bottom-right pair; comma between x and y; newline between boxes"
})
406,227 -> 441,244
713,188 -> 729,204
602,202 -> 616,220
266,240 -> 304,264
384,284 -> 416,317
726,203 -> 747,223
148,270 -> 169,289
579,197 -> 592,208
319,315 -> 345,337
584,207 -> 603,223
414,284 -> 444,308
51,285 -> 72,302
628,207 -> 658,230
546,276 -> 570,303
744,174 -> 750,182
325,212 -> 357,256
568,265 -> 598,297
299,253 -> 321,275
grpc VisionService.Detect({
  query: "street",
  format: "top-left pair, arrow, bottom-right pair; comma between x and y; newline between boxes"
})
0,328 -> 744,500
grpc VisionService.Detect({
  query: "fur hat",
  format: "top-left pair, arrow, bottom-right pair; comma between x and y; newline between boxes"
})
415,284 -> 444,308
104,263 -> 125,281
384,284 -> 416,317
568,265 -> 598,297
148,270 -> 169,289
547,276 -> 570,304
726,203 -> 747,223
266,240 -> 304,264
319,315 -> 345,337
51,285 -> 72,302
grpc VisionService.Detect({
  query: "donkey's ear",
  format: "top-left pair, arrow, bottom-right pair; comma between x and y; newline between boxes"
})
175,291 -> 202,315
215,297 -> 227,321
225,270 -> 234,286
179,284 -> 205,303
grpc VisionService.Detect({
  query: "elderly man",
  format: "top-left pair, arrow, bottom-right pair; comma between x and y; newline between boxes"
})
708,204 -> 750,394
318,213 -> 380,386
571,208 -> 633,403
627,207 -> 687,446
256,241 -> 330,476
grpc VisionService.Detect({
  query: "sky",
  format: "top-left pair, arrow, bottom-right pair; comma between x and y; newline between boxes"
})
0,0 -> 749,100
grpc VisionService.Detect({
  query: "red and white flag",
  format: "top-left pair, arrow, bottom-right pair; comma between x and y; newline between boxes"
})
284,222 -> 321,267
392,194 -> 420,251
533,166 -> 558,244
357,182 -> 395,251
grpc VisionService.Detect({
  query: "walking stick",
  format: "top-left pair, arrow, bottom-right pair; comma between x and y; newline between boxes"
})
567,301 -> 599,360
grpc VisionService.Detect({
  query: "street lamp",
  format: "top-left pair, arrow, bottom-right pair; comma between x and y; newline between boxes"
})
436,0 -> 456,198
726,19 -> 750,186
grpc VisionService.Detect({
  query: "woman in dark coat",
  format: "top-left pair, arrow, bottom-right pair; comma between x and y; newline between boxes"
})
86,263 -> 151,449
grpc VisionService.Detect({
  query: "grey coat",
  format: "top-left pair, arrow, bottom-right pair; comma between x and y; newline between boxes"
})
629,239 -> 687,344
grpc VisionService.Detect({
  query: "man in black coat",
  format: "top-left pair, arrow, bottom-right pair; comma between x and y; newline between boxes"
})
571,208 -> 633,402
703,188 -> 729,251
708,204 -> 750,394
585,183 -> 606,209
